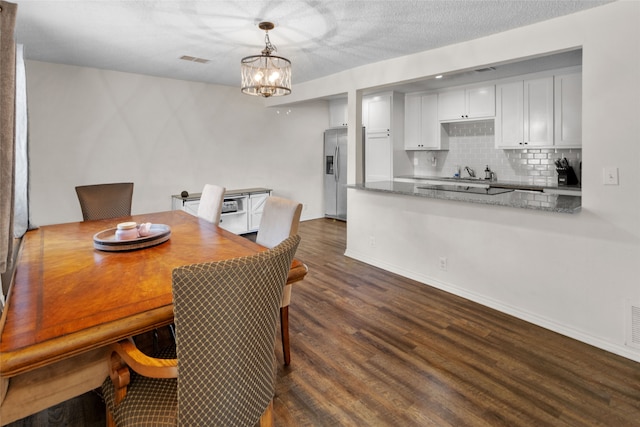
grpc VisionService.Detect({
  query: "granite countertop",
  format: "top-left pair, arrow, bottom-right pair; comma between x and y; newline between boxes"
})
350,180 -> 581,214
395,175 -> 582,194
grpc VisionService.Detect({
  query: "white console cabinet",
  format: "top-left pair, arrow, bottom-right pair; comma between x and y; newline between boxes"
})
248,191 -> 269,231
171,187 -> 272,234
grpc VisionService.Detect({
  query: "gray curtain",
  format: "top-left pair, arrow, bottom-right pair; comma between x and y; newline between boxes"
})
14,43 -> 27,237
0,1 -> 17,276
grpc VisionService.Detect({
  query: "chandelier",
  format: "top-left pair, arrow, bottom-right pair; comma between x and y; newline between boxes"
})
240,22 -> 291,97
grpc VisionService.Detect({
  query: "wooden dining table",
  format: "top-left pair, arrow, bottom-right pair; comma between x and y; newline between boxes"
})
0,210 -> 307,424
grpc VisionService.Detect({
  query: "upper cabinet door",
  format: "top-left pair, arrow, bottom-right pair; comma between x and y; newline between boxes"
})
495,77 -> 553,148
524,77 -> 554,146
404,93 -> 444,150
554,72 -> 582,147
438,85 -> 495,121
495,81 -> 524,148
329,98 -> 348,127
365,95 -> 392,134
437,90 -> 466,121
421,94 -> 441,149
404,93 -> 422,149
466,86 -> 496,119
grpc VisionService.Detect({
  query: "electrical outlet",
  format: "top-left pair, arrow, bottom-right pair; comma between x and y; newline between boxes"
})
439,257 -> 447,271
369,236 -> 376,247
603,167 -> 619,185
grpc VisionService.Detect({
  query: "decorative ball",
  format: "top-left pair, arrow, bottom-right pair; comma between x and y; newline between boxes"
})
181,190 -> 189,198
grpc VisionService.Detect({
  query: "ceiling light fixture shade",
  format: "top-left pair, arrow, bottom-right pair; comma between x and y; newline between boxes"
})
241,22 -> 291,98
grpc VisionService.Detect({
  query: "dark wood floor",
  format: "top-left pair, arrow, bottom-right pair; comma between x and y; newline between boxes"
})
8,218 -> 640,426
274,219 -> 640,426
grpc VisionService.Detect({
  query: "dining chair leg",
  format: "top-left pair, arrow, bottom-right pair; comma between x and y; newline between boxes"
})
280,306 -> 290,365
106,409 -> 116,427
259,400 -> 275,427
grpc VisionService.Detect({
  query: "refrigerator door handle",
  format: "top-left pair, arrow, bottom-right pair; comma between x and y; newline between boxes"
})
334,145 -> 339,182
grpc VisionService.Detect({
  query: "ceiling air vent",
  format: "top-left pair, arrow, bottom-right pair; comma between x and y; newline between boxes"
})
474,66 -> 496,73
179,55 -> 210,64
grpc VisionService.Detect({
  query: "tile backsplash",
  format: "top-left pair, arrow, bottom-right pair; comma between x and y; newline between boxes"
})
411,120 -> 581,186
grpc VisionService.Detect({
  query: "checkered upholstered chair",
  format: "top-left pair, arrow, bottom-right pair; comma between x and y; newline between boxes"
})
102,234 -> 301,427
75,182 -> 134,221
197,184 -> 226,224
255,196 -> 302,365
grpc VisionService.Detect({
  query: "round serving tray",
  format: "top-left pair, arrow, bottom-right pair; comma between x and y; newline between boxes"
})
93,224 -> 171,252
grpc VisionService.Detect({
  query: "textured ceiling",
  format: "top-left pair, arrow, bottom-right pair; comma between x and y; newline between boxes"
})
13,1 -> 611,88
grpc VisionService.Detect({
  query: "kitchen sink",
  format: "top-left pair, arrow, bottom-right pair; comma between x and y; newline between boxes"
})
417,184 -> 514,195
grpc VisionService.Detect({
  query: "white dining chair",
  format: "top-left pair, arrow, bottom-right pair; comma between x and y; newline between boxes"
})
256,196 -> 303,365
197,184 -> 226,224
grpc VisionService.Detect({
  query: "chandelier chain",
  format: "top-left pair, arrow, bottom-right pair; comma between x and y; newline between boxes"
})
262,32 -> 277,56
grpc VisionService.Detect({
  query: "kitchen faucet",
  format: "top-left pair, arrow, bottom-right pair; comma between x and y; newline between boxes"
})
464,166 -> 475,178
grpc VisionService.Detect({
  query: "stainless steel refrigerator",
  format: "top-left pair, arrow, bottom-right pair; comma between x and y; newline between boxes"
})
324,127 -> 348,220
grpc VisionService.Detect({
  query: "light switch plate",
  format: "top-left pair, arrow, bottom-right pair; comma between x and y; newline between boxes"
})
603,167 -> 619,185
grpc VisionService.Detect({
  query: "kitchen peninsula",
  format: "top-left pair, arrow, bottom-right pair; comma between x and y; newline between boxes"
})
351,177 -> 581,213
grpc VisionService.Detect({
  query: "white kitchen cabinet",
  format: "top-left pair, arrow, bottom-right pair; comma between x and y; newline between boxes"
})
171,188 -> 271,234
554,72 -> 582,147
329,98 -> 348,127
364,133 -> 392,182
525,77 -> 554,146
494,81 -> 523,148
363,94 -> 392,133
404,92 -> 448,150
438,85 -> 495,121
363,92 -> 412,182
495,77 -> 553,148
437,90 -> 464,121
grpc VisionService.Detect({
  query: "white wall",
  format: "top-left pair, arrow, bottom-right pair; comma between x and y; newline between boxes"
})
272,1 -> 640,362
25,61 -> 329,225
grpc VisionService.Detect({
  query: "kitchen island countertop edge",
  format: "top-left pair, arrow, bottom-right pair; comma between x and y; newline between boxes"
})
349,181 -> 581,214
